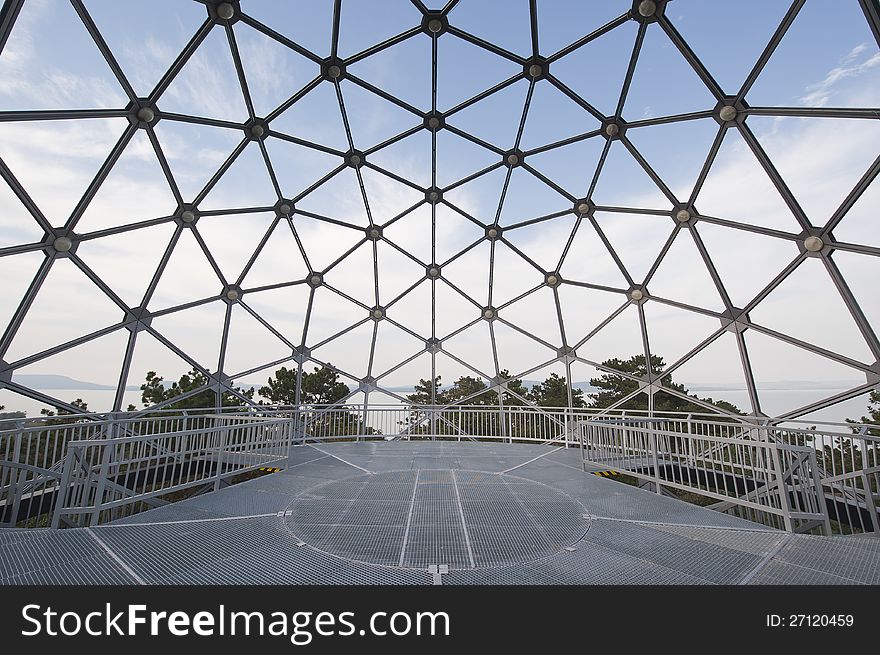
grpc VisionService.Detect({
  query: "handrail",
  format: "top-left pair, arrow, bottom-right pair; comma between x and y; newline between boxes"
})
1,405 -> 877,532
4,403 -> 877,433
578,417 -> 878,535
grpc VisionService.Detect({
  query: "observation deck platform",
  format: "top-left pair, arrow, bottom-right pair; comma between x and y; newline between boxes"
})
2,442 -> 878,585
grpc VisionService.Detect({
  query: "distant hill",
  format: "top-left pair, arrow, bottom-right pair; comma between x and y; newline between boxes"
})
12,374 -> 140,391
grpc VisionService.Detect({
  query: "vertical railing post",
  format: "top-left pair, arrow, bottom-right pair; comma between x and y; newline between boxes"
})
89,413 -> 122,527
861,469 -> 880,533
763,426 -> 795,532
5,427 -> 24,527
498,399 -> 507,444
285,408 -> 299,468
647,394 -> 661,495
580,419 -> 587,470
360,396 -> 369,442
89,436 -> 114,527
858,435 -> 880,533
806,449 -> 832,536
8,467 -> 26,529
214,415 -> 229,492
648,427 -> 662,494
51,446 -> 77,529
565,407 -> 571,448
510,402 -> 515,444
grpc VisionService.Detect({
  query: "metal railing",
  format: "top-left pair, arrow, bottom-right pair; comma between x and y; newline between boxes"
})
768,423 -> 880,534
1,404 -> 878,533
0,412 -> 285,527
52,414 -> 293,528
578,416 -> 879,534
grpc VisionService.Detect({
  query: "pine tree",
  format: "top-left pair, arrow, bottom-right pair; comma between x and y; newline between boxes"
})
527,373 -> 586,407
588,354 -> 742,415
139,369 -> 254,409
259,365 -> 349,406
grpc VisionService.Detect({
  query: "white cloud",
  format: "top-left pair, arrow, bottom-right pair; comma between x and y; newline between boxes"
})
0,0 -> 124,110
799,43 -> 880,107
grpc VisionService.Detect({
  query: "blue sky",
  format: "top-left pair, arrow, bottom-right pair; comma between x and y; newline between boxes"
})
0,0 -> 879,420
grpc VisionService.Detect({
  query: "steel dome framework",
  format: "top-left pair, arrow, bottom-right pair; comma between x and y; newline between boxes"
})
0,0 -> 879,421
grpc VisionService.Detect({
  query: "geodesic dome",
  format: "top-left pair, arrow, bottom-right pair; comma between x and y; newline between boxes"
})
0,0 -> 879,420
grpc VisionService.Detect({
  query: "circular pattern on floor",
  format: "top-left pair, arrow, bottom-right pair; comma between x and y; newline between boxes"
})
284,469 -> 591,569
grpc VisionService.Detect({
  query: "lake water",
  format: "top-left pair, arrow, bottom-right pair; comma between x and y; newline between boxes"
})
695,388 -> 870,425
1,386 -> 873,426
1,389 -> 145,418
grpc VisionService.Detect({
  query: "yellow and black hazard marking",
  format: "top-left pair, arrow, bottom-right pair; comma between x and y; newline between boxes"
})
593,470 -> 620,478
258,467 -> 281,473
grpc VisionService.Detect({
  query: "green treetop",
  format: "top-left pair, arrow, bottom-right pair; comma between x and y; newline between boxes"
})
259,364 -> 350,406
139,368 -> 254,410
589,354 -> 742,415
406,376 -> 443,406
527,372 -> 586,408
847,389 -> 880,437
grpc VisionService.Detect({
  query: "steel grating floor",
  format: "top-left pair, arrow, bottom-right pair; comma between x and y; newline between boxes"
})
2,442 -> 878,585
